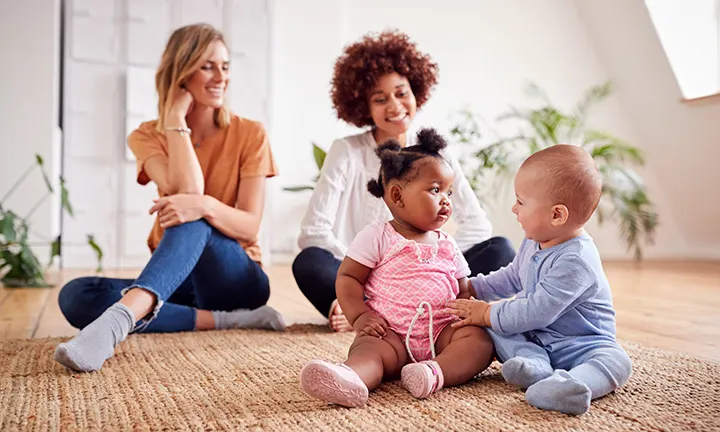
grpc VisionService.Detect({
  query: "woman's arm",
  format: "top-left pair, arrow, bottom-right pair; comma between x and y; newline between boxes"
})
141,90 -> 204,195
298,139 -> 352,257
203,175 -> 265,242
150,175 -> 266,243
164,119 -> 204,195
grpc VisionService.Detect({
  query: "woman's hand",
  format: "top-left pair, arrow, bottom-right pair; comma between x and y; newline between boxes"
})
150,194 -> 209,228
353,311 -> 388,338
166,86 -> 194,123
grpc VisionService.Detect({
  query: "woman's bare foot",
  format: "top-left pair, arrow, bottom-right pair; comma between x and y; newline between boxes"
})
329,299 -> 353,332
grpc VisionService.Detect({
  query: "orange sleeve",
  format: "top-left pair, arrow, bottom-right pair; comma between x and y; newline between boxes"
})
239,122 -> 278,179
127,125 -> 167,185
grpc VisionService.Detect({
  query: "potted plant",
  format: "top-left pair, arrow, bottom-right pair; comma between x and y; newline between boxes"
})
451,82 -> 658,259
0,154 -> 103,287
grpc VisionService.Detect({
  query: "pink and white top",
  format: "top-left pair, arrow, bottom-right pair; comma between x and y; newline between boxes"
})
346,221 -> 471,362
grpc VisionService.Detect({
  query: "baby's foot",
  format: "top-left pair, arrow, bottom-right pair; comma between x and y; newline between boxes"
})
213,305 -> 286,331
300,360 -> 368,407
502,356 -> 553,389
401,360 -> 444,399
54,303 -> 135,372
525,370 -> 592,415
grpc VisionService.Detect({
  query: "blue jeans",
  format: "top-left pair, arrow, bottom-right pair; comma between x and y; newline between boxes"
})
292,236 -> 516,318
58,220 -> 270,333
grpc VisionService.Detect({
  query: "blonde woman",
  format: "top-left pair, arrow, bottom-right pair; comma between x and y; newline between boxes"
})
54,24 -> 284,373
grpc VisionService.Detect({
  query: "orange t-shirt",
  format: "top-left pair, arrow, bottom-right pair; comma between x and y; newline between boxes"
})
127,114 -> 277,264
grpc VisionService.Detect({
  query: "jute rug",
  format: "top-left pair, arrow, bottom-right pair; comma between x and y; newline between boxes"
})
1,326 -> 718,431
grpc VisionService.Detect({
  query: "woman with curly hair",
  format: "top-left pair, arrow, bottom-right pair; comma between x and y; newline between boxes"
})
292,30 -> 516,332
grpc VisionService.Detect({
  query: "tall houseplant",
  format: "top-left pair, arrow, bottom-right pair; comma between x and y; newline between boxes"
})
451,82 -> 658,259
0,154 -> 103,287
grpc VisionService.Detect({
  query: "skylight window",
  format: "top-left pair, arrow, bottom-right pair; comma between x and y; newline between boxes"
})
645,0 -> 719,99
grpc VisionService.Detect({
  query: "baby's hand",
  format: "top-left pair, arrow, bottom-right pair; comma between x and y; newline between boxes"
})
446,298 -> 493,328
354,311 -> 388,338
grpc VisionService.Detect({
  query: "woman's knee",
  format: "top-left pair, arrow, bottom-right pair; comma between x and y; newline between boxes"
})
292,247 -> 329,285
58,277 -> 102,329
164,219 -> 213,238
489,236 -> 516,264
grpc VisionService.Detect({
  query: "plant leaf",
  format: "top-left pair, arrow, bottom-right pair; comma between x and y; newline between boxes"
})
586,131 -> 645,165
60,177 -> 74,217
574,81 -> 612,120
312,143 -> 326,171
48,236 -> 61,268
87,235 -> 103,272
283,186 -> 315,192
0,210 -> 18,242
36,154 -> 53,193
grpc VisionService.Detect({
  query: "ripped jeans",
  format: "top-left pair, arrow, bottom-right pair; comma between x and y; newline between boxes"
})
58,220 -> 270,333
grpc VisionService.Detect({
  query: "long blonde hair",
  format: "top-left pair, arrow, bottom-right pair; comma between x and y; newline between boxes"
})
154,24 -> 231,132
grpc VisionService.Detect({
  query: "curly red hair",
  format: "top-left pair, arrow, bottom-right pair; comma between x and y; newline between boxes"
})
330,30 -> 439,128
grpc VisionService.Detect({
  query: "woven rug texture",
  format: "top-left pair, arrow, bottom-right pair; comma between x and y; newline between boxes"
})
1,325 -> 718,431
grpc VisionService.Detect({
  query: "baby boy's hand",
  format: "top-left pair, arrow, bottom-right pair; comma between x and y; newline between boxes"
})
446,298 -> 493,328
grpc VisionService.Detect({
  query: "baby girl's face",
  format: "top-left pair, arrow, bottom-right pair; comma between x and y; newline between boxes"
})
399,158 -> 455,232
511,167 -> 555,242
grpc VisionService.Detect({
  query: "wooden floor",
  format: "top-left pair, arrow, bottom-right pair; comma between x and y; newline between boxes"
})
1,262 -> 719,362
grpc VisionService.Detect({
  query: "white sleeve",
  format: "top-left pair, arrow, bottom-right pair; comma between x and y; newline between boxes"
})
443,151 -> 493,252
298,139 -> 352,258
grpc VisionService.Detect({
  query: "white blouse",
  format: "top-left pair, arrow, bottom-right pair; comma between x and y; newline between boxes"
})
298,130 -> 494,259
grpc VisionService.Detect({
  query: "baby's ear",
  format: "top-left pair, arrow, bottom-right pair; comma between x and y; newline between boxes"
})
389,183 -> 404,207
551,204 -> 569,226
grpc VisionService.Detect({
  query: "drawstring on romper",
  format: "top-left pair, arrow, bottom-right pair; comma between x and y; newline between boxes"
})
405,301 -> 435,363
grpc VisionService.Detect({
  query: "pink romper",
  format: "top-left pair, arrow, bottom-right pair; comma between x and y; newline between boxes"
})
346,221 -> 471,362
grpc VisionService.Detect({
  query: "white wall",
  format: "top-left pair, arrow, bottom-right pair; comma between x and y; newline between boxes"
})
3,0 -> 716,269
0,0 -> 61,262
577,0 -> 720,259
268,0 -> 686,260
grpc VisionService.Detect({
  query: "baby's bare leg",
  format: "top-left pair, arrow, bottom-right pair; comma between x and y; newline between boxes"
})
346,329 -> 408,390
434,325 -> 495,387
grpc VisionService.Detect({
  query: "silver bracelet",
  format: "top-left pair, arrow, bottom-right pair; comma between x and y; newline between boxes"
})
165,126 -> 192,136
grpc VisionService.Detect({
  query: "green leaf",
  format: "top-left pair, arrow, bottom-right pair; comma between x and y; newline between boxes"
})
48,236 -> 61,268
524,82 -> 552,105
312,143 -> 326,171
87,235 -> 103,272
283,185 -> 315,192
574,81 -> 612,120
0,210 -> 18,242
36,154 -> 53,193
60,177 -> 74,217
586,131 -> 644,165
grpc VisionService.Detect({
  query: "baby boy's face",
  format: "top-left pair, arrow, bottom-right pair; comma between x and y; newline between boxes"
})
511,167 -> 554,242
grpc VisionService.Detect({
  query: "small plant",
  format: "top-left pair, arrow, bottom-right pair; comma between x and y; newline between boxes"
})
0,155 -> 103,287
451,81 -> 658,259
283,142 -> 327,192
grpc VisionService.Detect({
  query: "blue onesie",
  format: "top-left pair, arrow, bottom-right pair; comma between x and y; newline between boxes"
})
470,234 -> 632,415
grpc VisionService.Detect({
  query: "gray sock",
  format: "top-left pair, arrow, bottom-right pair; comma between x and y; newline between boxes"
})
525,370 -> 592,415
212,305 -> 286,331
502,356 -> 554,389
54,303 -> 135,372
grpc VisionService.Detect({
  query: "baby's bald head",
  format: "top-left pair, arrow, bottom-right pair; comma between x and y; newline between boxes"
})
518,145 -> 602,225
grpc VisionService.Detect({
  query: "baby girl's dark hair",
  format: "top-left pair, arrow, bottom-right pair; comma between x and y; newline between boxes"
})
367,128 -> 449,198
